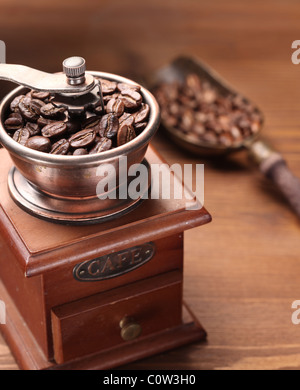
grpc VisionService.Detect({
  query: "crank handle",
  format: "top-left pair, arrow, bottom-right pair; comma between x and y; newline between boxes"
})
0,57 -> 95,95
248,140 -> 300,218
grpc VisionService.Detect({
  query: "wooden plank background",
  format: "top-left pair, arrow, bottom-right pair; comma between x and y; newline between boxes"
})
1,0 -> 300,370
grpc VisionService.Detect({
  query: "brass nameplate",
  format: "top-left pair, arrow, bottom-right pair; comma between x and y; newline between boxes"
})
73,242 -> 156,281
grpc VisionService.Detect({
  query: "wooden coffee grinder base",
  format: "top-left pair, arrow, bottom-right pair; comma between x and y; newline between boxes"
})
0,145 -> 211,370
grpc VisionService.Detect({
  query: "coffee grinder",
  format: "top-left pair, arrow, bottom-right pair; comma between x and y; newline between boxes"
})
0,57 -> 211,370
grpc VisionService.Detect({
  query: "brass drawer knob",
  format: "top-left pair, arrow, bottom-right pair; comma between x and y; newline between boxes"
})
119,316 -> 142,341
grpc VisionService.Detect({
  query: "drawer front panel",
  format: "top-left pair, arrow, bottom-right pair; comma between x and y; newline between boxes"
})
45,234 -> 183,308
51,271 -> 182,364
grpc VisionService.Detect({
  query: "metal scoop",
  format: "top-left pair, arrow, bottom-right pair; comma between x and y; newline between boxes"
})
149,56 -> 300,218
0,56 -> 104,116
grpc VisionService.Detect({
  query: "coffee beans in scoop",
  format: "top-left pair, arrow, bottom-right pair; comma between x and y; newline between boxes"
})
154,73 -> 263,147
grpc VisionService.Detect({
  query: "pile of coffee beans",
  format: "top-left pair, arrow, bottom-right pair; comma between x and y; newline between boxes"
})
154,73 -> 263,147
3,78 -> 150,155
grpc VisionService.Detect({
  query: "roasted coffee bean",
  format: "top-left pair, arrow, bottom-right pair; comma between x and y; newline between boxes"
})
117,82 -> 141,92
89,137 -> 112,154
69,128 -> 96,148
99,113 -> 119,138
181,109 -> 194,132
117,124 -> 136,146
238,118 -> 251,131
50,139 -> 70,155
102,93 -> 120,104
134,121 -> 147,132
230,126 -> 242,140
202,89 -> 217,104
10,112 -> 23,120
193,123 -> 205,135
161,109 -> 178,128
73,148 -> 88,156
168,102 -> 181,117
201,131 -> 218,144
120,89 -> 142,109
10,95 -> 25,112
37,117 -> 56,128
99,79 -> 117,94
19,97 -> 40,122
219,133 -> 233,146
94,135 -> 101,144
25,136 -> 51,152
4,114 -> 23,131
31,91 -> 51,100
30,99 -> 45,115
251,120 -> 260,134
41,121 -> 67,138
106,98 -> 124,117
119,112 -> 134,126
185,73 -> 202,91
12,128 -> 30,145
40,103 -> 66,118
65,119 -> 81,134
81,115 -> 101,129
134,103 -> 150,124
25,122 -> 40,136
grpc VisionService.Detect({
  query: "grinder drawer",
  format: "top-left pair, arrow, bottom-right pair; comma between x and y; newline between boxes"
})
51,271 -> 182,364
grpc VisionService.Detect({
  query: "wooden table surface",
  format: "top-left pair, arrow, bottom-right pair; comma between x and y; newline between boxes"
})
1,0 -> 300,370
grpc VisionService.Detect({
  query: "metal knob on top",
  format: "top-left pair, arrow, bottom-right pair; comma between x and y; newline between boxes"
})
63,56 -> 86,85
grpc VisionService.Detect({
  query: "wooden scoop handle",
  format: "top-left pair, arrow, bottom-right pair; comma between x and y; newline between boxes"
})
249,140 -> 300,217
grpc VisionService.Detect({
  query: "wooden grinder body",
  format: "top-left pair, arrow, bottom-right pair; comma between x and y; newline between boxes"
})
0,146 -> 211,370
